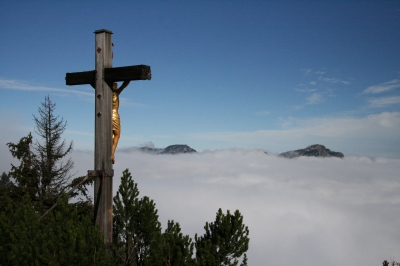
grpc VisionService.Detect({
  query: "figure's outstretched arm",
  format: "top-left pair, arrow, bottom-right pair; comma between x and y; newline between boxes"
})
117,80 -> 130,94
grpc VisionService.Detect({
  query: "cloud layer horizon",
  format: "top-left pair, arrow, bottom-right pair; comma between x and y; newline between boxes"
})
69,149 -> 400,266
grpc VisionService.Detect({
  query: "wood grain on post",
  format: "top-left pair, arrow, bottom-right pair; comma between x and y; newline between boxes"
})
94,29 -> 113,249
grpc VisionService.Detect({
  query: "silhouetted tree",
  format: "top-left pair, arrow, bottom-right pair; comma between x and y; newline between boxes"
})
0,172 -> 9,186
113,169 -> 162,265
159,220 -> 195,265
195,209 -> 249,266
33,95 -> 74,200
382,260 -> 400,266
1,97 -> 110,264
7,133 -> 41,207
0,193 -> 110,265
6,96 -> 75,212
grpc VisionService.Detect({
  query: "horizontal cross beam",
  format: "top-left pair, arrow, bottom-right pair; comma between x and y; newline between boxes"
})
65,64 -> 151,86
66,70 -> 95,85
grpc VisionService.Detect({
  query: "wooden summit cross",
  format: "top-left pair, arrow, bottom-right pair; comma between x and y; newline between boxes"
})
65,29 -> 151,248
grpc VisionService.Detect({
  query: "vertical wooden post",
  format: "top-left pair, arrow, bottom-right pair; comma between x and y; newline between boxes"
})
65,29 -> 151,252
93,29 -> 114,248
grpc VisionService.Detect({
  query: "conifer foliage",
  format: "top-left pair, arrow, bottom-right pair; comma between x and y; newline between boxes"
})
7,133 -> 41,203
1,96 -> 109,265
0,193 -> 110,265
195,209 -> 249,266
6,96 -> 74,211
113,169 -> 162,265
159,220 -> 195,265
0,172 -> 10,186
33,95 -> 74,200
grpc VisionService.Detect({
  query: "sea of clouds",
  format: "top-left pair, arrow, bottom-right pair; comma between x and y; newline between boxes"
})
1,114 -> 399,266
69,149 -> 400,266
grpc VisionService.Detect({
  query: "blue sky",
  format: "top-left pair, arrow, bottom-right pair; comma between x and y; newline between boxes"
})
1,1 -> 400,158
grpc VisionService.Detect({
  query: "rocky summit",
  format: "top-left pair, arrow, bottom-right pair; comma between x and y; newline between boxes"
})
279,144 -> 344,159
160,144 -> 197,154
139,146 -> 164,154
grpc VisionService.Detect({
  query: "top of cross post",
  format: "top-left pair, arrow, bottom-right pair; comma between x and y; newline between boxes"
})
94,29 -> 113,34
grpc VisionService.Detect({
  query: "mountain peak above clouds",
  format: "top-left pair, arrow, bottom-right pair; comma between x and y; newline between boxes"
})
160,144 -> 197,154
139,144 -> 197,154
279,144 -> 344,159
138,143 -> 344,158
139,146 -> 164,154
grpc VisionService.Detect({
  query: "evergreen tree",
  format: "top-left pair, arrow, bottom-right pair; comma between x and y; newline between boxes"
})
7,133 -> 41,205
6,96 -> 74,212
113,169 -> 162,265
0,172 -> 11,215
0,193 -> 110,265
0,172 -> 10,186
33,95 -> 74,201
159,220 -> 195,266
195,209 -> 249,266
1,97 -> 110,264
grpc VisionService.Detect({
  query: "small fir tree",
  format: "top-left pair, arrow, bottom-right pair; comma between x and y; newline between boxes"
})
7,133 -> 41,205
33,95 -> 74,201
113,169 -> 162,265
195,209 -> 249,266
0,172 -> 10,186
6,96 -> 75,212
159,220 -> 195,266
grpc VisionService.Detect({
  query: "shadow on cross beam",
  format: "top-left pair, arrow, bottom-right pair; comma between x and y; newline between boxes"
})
65,65 -> 151,86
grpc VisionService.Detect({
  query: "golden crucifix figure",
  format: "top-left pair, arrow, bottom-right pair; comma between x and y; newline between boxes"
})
112,81 -> 130,164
